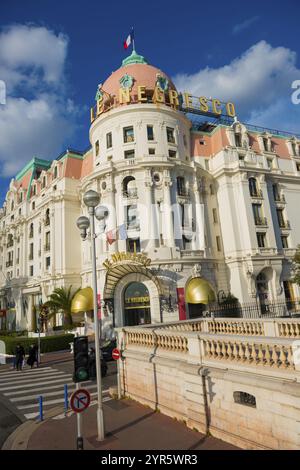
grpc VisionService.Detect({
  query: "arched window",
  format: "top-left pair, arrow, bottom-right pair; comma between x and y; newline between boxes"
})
122,176 -> 137,198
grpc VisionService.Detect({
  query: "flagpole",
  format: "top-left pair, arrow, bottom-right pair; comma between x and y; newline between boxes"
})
132,27 -> 135,51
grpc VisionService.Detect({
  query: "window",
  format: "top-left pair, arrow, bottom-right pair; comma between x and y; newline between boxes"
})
210,184 -> 215,195
257,232 -> 266,248
95,140 -> 100,156
147,125 -> 154,141
45,208 -> 50,225
166,127 -> 175,144
18,208 -> 21,216
263,137 -> 269,152
32,202 -> 35,210
296,163 -> 300,172
177,177 -> 185,196
54,166 -> 58,179
148,148 -> 155,155
213,208 -> 218,223
168,150 -> 176,158
235,133 -> 242,147
45,231 -> 50,251
29,242 -> 34,257
11,201 -> 14,211
249,178 -> 259,197
233,391 -> 256,408
123,126 -> 134,143
106,132 -> 112,148
42,176 -> 46,188
126,205 -> 139,229
29,223 -> 34,238
127,238 -> 141,253
267,158 -> 273,169
277,209 -> 285,228
182,235 -> 191,250
183,135 -> 187,147
204,159 -> 209,170
216,236 -> 222,252
281,236 -> 289,248
46,257 -> 51,269
252,204 -> 263,225
292,142 -> 297,156
29,265 -> 34,277
124,149 -> 135,159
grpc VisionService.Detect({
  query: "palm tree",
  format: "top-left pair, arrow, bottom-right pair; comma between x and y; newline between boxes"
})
44,286 -> 80,328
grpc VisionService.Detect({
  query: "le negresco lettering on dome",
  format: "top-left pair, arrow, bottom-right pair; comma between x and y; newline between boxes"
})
91,82 -> 236,123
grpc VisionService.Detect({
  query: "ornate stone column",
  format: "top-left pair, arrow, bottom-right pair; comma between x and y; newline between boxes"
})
163,176 -> 175,248
144,180 -> 158,250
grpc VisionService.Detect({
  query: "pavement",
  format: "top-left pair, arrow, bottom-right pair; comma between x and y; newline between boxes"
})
2,394 -> 239,450
1,350 -> 239,451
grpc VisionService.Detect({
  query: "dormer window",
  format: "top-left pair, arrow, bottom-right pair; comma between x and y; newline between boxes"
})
54,166 -> 58,179
235,133 -> 242,147
292,142 -> 297,156
42,176 -> 46,188
263,137 -> 269,152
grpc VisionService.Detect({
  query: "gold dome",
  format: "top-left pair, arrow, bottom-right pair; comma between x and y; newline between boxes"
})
71,287 -> 93,314
185,278 -> 216,305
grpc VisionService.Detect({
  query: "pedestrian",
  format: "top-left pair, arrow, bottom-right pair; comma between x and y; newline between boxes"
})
27,344 -> 38,368
15,343 -> 25,371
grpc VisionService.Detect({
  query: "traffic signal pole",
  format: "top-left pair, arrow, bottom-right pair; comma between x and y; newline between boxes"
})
89,208 -> 105,442
76,382 -> 84,450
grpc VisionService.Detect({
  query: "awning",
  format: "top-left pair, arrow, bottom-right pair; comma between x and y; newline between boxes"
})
185,277 -> 216,305
71,287 -> 93,314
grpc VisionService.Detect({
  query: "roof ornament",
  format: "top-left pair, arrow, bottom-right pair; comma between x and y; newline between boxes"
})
156,73 -> 169,92
119,73 -> 134,90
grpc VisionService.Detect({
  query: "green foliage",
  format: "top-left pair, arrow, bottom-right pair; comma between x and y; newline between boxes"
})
44,286 -> 80,327
0,330 -> 28,337
0,333 -> 74,355
291,244 -> 300,286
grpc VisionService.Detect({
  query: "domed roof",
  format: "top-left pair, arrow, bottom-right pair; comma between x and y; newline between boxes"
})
101,50 -> 177,99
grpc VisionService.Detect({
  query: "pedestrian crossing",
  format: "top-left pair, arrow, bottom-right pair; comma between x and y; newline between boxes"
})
0,365 -> 111,420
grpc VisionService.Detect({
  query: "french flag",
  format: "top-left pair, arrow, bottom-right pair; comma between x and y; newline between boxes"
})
124,28 -> 134,50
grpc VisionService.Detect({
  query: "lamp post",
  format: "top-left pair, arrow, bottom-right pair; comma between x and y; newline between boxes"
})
76,190 -> 108,442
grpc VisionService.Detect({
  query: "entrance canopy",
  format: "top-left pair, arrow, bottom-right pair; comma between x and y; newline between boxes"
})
71,287 -> 93,314
185,278 -> 216,305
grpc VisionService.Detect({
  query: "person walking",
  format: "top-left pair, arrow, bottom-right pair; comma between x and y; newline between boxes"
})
15,343 -> 25,371
27,344 -> 38,368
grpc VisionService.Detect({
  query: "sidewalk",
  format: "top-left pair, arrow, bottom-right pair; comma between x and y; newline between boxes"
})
3,396 -> 239,450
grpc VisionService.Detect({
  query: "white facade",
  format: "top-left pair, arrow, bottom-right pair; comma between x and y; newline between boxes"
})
0,52 -> 300,330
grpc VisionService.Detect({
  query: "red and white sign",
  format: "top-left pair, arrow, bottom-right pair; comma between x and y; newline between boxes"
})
112,348 -> 121,361
70,388 -> 91,413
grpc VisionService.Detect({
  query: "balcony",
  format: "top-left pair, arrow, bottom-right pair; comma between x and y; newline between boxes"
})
274,193 -> 286,203
123,189 -> 138,198
29,231 -> 34,239
177,188 -> 190,198
250,189 -> 263,199
6,260 -> 13,268
44,243 -> 51,251
254,217 -> 268,226
279,220 -> 291,230
126,222 -> 140,231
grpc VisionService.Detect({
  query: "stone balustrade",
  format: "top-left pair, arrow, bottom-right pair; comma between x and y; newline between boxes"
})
206,319 -> 264,336
201,334 -> 295,370
124,327 -> 189,354
277,320 -> 300,338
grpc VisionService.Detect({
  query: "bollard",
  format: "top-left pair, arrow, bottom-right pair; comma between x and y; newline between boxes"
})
39,395 -> 43,421
64,384 -> 68,415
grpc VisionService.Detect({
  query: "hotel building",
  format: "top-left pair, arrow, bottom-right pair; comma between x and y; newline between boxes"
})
0,50 -> 300,330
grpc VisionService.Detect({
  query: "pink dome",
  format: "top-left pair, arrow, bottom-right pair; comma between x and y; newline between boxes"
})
101,52 -> 176,99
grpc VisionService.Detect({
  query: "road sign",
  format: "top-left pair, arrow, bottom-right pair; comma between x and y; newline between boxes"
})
112,348 -> 121,361
70,388 -> 91,413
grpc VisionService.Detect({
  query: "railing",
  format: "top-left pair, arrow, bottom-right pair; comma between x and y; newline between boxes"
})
254,217 -> 268,226
250,189 -> 263,198
123,189 -> 138,198
120,326 -> 300,371
28,253 -> 33,260
177,189 -> 190,197
274,194 -> 286,203
279,220 -> 291,229
44,244 -> 50,251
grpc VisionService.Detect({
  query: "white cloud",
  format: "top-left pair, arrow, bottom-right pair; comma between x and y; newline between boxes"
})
173,41 -> 300,133
0,24 -> 79,177
232,16 -> 260,35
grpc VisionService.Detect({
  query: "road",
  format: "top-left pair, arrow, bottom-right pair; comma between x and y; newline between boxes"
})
0,353 -> 117,446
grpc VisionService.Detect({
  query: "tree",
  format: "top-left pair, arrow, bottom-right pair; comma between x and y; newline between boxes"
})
291,244 -> 300,286
44,286 -> 80,328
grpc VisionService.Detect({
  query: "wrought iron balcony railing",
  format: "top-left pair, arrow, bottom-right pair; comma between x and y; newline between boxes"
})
254,217 -> 268,226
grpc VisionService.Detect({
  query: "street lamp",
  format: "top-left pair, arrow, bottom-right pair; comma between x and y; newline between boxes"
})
76,190 -> 108,442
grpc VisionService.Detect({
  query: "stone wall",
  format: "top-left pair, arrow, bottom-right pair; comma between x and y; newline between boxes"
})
117,319 -> 300,450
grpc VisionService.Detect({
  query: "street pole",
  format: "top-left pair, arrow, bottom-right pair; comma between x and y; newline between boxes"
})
38,316 -> 41,365
76,382 -> 84,450
88,207 -> 105,441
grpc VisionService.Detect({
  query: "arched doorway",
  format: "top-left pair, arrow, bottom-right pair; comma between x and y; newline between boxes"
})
123,282 -> 151,326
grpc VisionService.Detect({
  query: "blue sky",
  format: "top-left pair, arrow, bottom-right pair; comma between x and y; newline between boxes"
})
0,0 -> 300,204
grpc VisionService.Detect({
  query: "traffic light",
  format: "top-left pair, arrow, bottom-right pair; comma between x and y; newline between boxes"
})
73,336 -> 89,383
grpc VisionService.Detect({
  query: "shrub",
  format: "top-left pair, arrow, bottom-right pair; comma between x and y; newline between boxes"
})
0,333 -> 75,355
